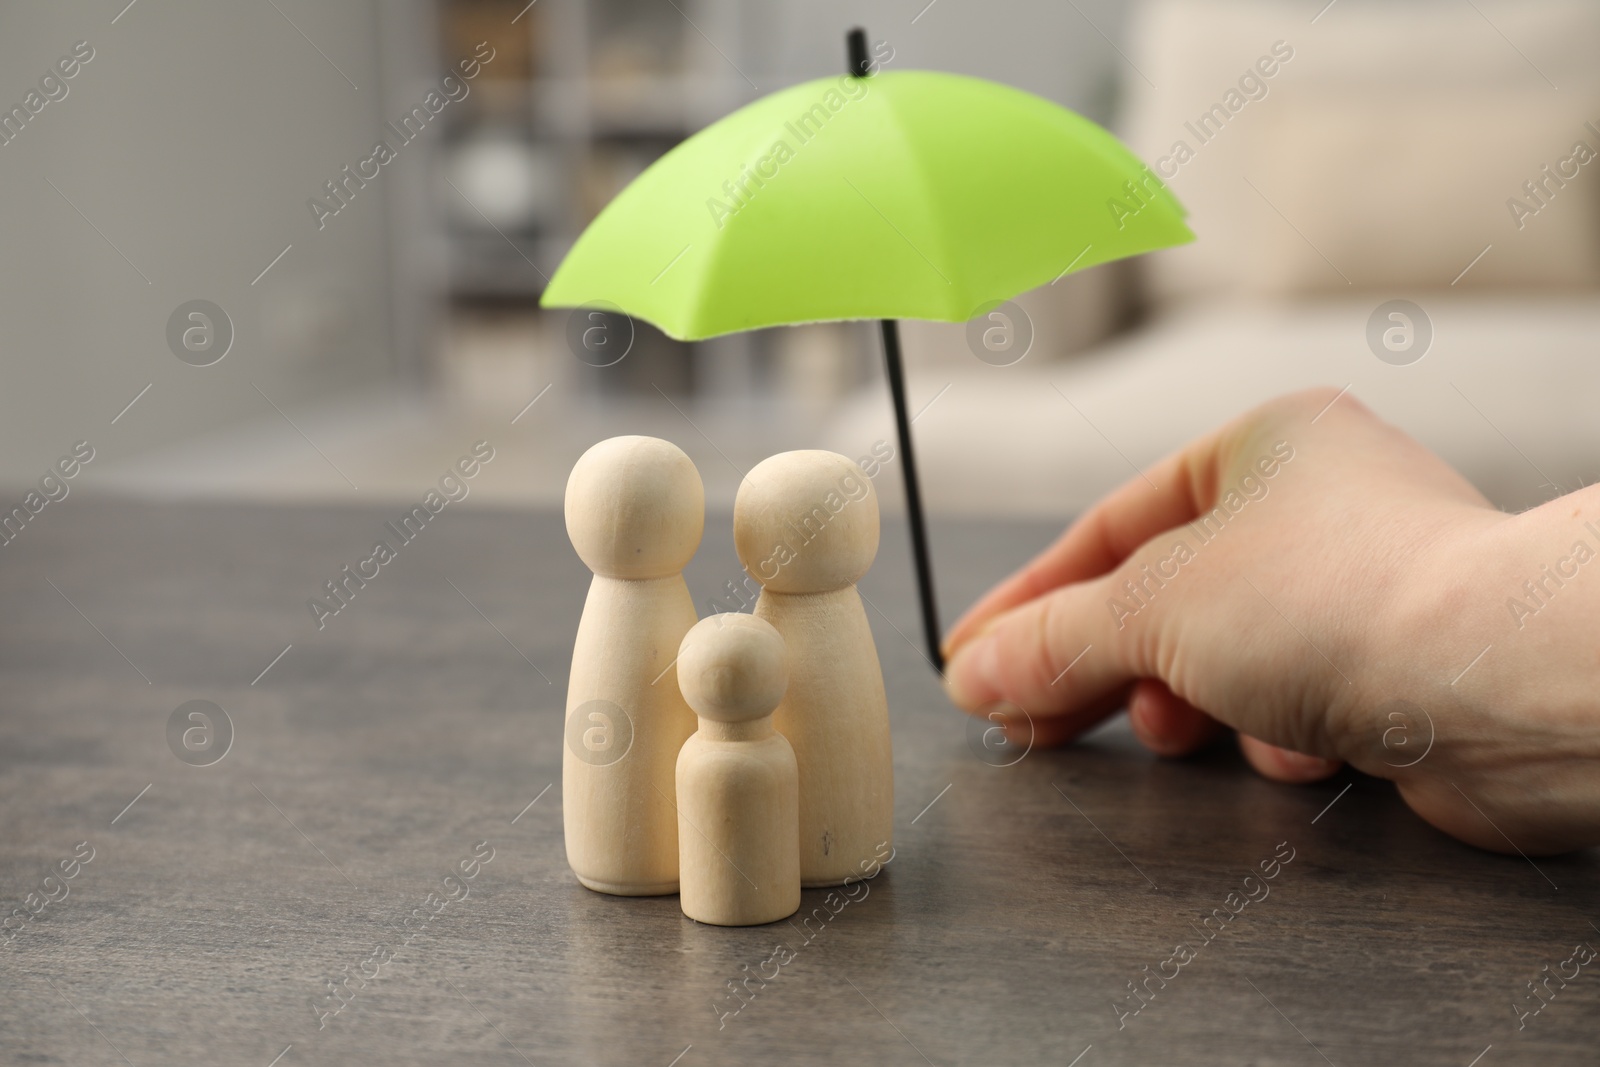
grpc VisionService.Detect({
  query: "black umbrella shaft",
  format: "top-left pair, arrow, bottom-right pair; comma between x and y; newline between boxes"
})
847,27 -> 871,77
880,319 -> 944,674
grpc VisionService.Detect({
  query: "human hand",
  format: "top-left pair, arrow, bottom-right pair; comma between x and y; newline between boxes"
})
943,387 -> 1600,854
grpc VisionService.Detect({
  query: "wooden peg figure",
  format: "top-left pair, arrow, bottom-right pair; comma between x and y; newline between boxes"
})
675,613 -> 801,926
734,450 -> 893,887
564,436 -> 702,895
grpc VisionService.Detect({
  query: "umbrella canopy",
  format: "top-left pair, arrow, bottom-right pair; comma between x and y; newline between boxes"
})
543,41 -> 1192,674
542,69 -> 1191,337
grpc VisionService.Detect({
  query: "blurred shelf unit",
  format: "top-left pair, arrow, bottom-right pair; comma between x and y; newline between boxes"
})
433,0 -> 783,396
433,0 -> 771,296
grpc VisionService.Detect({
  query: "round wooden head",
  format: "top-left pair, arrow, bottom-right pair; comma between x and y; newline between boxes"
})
677,613 -> 787,723
565,436 -> 704,579
733,450 -> 879,594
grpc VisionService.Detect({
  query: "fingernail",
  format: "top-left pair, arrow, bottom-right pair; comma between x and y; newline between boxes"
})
944,634 -> 998,710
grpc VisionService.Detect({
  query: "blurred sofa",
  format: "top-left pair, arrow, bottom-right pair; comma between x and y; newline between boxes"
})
825,0 -> 1600,516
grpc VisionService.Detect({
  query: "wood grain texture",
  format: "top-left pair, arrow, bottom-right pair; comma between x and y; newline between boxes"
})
0,499 -> 1596,1067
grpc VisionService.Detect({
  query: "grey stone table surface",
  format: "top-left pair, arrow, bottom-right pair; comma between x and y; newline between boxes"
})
2,499 -> 1596,1067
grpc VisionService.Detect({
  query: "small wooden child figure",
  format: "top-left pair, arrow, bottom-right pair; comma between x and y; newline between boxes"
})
675,613 -> 800,927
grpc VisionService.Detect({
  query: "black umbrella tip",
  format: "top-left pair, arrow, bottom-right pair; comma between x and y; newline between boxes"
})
847,28 -> 871,77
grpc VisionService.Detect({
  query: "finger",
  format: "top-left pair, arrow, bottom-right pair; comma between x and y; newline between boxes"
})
943,422 -> 1230,658
1237,734 -> 1343,783
944,571 -> 1141,730
1000,686 -> 1133,750
1127,679 -> 1225,757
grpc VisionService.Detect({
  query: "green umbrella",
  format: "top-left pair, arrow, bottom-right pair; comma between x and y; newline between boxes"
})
542,29 -> 1192,672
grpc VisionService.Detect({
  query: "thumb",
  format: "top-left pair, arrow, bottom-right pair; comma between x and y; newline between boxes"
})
944,571 -> 1146,738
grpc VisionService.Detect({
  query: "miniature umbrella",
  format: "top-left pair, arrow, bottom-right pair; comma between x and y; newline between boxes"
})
541,29 -> 1192,673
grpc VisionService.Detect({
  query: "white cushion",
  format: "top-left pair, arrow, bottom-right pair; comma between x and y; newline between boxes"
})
1119,0 -> 1600,301
823,296 -> 1600,516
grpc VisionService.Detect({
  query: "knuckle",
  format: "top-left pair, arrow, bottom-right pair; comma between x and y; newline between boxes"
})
1284,385 -> 1371,422
1286,385 -> 1342,413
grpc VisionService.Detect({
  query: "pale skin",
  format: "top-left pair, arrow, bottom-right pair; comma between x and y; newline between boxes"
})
943,388 -> 1600,855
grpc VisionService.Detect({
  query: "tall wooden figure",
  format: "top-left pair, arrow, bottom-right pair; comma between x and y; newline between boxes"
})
564,436 -> 702,895
676,613 -> 800,926
734,450 -> 893,887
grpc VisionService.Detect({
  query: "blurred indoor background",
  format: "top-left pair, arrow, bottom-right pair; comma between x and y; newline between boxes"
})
3,0 -> 1597,517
